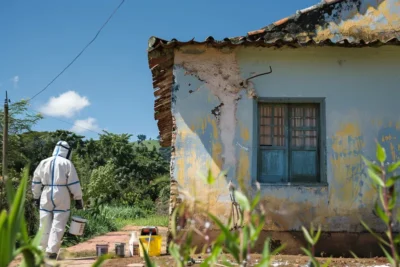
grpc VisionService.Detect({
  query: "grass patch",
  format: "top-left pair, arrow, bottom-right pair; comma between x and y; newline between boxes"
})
114,215 -> 169,229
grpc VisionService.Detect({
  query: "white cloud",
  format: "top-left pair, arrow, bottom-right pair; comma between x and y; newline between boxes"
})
12,76 -> 19,88
39,91 -> 90,118
70,117 -> 100,134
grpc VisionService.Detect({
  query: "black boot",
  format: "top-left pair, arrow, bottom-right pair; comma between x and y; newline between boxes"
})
46,252 -> 58,260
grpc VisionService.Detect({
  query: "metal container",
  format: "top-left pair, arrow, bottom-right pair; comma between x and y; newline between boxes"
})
69,216 -> 87,236
115,242 -> 125,257
96,244 -> 109,257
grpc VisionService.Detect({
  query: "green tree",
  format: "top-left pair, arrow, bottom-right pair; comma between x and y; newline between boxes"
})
88,161 -> 119,202
137,134 -> 146,143
0,100 -> 42,174
0,100 -> 42,216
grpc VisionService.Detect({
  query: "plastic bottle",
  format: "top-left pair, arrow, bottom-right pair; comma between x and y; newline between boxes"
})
129,231 -> 139,256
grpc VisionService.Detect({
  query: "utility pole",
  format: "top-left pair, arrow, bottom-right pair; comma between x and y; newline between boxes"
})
2,91 -> 9,181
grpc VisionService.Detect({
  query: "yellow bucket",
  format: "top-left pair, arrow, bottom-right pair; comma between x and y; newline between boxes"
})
139,235 -> 162,257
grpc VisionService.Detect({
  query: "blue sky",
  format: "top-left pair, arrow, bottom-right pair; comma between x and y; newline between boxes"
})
0,0 -> 317,140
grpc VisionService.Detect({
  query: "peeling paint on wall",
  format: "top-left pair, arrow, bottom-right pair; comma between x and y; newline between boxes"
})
316,0 -> 400,43
175,46 -> 248,171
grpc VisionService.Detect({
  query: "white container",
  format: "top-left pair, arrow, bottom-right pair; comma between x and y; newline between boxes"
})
129,231 -> 139,256
69,216 -> 87,236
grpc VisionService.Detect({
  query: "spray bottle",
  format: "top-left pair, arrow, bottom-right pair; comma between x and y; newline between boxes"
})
129,231 -> 139,256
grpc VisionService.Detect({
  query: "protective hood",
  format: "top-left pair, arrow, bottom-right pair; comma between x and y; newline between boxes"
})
52,141 -> 72,160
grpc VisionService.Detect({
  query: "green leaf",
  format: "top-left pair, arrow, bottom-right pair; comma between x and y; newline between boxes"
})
250,191 -> 261,211
367,169 -> 385,187
313,225 -> 322,244
207,213 -> 232,240
168,243 -> 181,263
301,247 -> 319,266
5,178 -> 16,208
200,245 -> 224,267
92,254 -> 112,267
206,169 -> 216,185
386,176 -> 400,187
379,244 -> 395,266
360,220 -> 390,246
0,210 -> 7,234
321,257 -> 332,267
140,239 -> 158,267
362,156 -> 382,175
31,224 -> 44,248
376,142 -> 387,165
388,161 -> 400,173
375,202 -> 389,224
0,210 -> 11,267
261,238 -> 271,257
272,243 -> 286,256
389,191 -> 397,210
15,246 -> 36,267
349,250 -> 359,259
394,234 -> 400,244
234,191 -> 250,212
301,226 -> 315,246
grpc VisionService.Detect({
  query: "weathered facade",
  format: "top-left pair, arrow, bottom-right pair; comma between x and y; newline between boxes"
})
147,0 -> 400,256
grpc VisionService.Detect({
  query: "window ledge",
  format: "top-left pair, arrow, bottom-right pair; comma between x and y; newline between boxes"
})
253,182 -> 328,188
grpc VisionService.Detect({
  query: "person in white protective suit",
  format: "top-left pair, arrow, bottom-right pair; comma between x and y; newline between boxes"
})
32,141 -> 84,259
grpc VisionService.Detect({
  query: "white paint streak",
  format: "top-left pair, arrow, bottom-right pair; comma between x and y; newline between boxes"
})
236,142 -> 249,151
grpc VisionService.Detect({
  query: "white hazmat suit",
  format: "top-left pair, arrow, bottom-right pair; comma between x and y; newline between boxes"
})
32,141 -> 83,256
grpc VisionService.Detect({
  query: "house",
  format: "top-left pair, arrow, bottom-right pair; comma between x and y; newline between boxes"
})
147,0 -> 400,256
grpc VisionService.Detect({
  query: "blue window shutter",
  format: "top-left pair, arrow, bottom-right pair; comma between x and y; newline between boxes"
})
289,105 -> 319,183
258,104 -> 288,183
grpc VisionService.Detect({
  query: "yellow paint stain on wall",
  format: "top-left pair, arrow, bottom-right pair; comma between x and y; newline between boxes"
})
212,142 -> 223,169
330,123 -> 365,209
237,149 -> 250,194
173,110 -> 230,220
390,143 -> 397,162
240,125 -> 250,141
176,132 -> 186,186
210,116 -> 219,139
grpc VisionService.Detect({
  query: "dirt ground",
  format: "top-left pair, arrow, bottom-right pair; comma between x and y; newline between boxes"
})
101,254 -> 389,267
63,225 -> 389,267
8,225 -> 391,266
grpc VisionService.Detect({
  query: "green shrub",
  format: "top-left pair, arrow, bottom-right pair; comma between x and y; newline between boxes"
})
102,205 -> 150,220
88,161 -> 119,202
362,141 -> 400,266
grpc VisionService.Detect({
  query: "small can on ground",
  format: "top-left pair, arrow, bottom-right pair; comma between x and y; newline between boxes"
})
96,244 -> 109,257
115,242 -> 125,257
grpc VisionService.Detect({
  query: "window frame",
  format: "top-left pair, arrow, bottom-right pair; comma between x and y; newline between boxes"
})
256,97 -> 327,186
